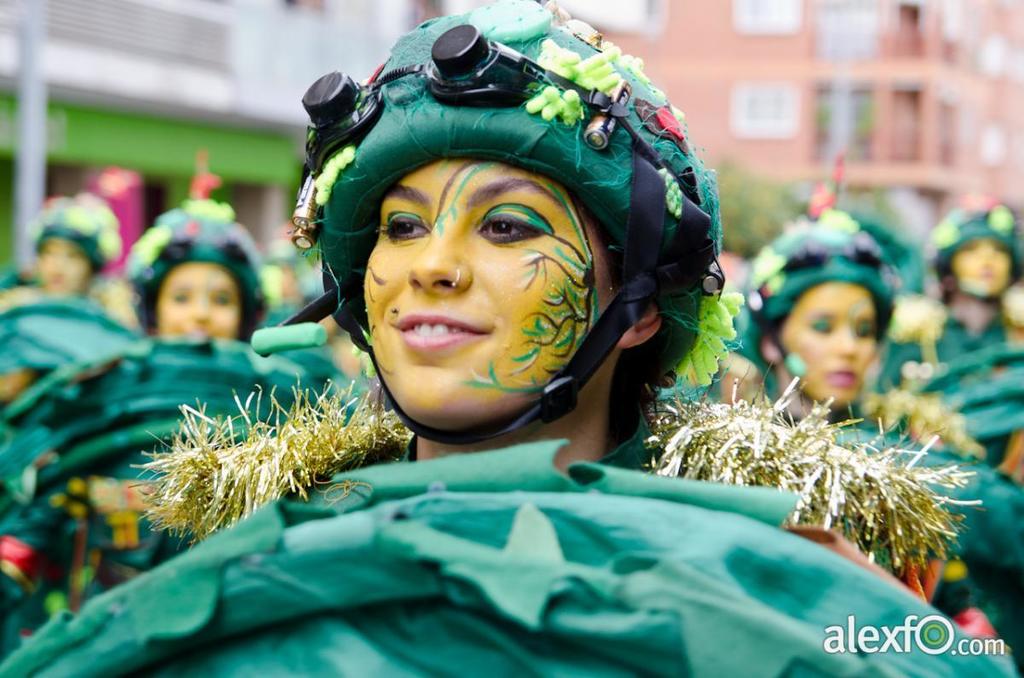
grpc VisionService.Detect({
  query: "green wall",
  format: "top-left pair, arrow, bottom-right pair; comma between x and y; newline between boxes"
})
0,97 -> 301,184
0,97 -> 303,266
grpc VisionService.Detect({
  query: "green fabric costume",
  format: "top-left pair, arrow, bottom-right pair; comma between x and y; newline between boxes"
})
0,339 -> 317,654
0,298 -> 137,391
2,444 -> 1014,677
922,343 -> 1024,467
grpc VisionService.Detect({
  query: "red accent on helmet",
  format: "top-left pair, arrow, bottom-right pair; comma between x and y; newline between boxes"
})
654,106 -> 685,142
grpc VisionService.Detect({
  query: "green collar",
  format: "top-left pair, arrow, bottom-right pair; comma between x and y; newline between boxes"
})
403,415 -> 653,471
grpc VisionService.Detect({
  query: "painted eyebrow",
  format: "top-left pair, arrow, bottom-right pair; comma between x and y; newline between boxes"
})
383,184 -> 430,205
466,178 -> 565,211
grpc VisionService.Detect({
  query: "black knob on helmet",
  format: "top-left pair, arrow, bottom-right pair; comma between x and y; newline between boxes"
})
302,71 -> 360,128
432,25 -> 491,78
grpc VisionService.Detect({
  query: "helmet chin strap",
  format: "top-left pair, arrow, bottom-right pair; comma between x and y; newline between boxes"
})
325,151 -> 712,446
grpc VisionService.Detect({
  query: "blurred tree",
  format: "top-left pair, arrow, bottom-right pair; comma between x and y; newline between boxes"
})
715,160 -> 802,257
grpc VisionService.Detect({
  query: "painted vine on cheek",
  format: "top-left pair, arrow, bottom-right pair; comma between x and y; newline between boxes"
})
468,181 -> 598,393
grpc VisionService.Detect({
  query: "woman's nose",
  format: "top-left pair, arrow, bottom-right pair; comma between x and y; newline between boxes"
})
407,238 -> 471,293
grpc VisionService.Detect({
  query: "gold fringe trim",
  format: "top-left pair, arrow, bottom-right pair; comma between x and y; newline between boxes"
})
141,388 -> 410,542
862,389 -> 985,461
649,384 -> 975,574
143,385 -> 973,575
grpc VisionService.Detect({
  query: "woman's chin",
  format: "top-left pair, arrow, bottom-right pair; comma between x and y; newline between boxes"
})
391,385 -> 534,434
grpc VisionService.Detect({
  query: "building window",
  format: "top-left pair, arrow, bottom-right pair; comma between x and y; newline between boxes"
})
555,1 -> 664,33
816,0 -> 880,61
891,87 -> 923,162
979,35 -> 1009,77
731,83 -> 800,139
733,0 -> 802,35
814,86 -> 874,161
981,124 -> 1007,167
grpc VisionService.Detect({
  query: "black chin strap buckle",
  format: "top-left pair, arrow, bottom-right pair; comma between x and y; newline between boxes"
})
540,376 -> 578,423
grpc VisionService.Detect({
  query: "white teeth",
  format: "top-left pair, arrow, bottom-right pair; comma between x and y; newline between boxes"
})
412,324 -> 454,337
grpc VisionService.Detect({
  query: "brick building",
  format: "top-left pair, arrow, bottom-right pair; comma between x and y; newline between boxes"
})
603,0 -> 1024,235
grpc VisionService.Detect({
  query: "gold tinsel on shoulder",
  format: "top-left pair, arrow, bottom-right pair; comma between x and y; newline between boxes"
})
888,294 -> 946,361
862,388 -> 985,460
89,277 -> 140,329
142,388 -> 410,542
649,385 -> 975,575
1003,283 -> 1024,329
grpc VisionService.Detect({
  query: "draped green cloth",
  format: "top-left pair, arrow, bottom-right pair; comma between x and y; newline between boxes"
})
3,443 -> 1012,676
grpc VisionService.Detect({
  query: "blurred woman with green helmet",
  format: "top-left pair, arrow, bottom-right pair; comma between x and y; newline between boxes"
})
126,199 -> 265,341
5,3 -> 1009,675
737,209 -> 897,417
0,193 -> 138,327
882,201 -> 1020,388
31,194 -> 122,298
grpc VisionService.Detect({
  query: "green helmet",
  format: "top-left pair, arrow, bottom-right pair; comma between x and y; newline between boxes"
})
849,210 -> 925,295
32,194 -> 122,270
286,0 -> 729,442
931,204 -> 1020,281
743,210 -> 897,369
127,199 -> 265,339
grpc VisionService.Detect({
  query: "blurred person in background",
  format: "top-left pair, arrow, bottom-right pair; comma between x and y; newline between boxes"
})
3,195 -> 138,328
0,198 -> 327,654
881,201 -> 1019,389
128,198 -> 265,342
735,209 -> 894,422
733,210 -> 1024,666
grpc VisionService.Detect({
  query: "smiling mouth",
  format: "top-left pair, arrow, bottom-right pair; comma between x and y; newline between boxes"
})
395,315 -> 490,352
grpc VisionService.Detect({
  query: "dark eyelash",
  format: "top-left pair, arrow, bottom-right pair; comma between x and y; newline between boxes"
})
481,217 -> 542,241
384,216 -> 427,239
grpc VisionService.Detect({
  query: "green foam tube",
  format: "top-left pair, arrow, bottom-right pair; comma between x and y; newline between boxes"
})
251,323 -> 328,356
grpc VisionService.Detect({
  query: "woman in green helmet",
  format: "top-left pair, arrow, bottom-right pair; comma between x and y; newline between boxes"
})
736,209 -> 896,421
29,194 -> 123,299
4,3 -> 1012,675
0,194 -> 139,327
882,201 -> 1020,389
127,199 -> 266,342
